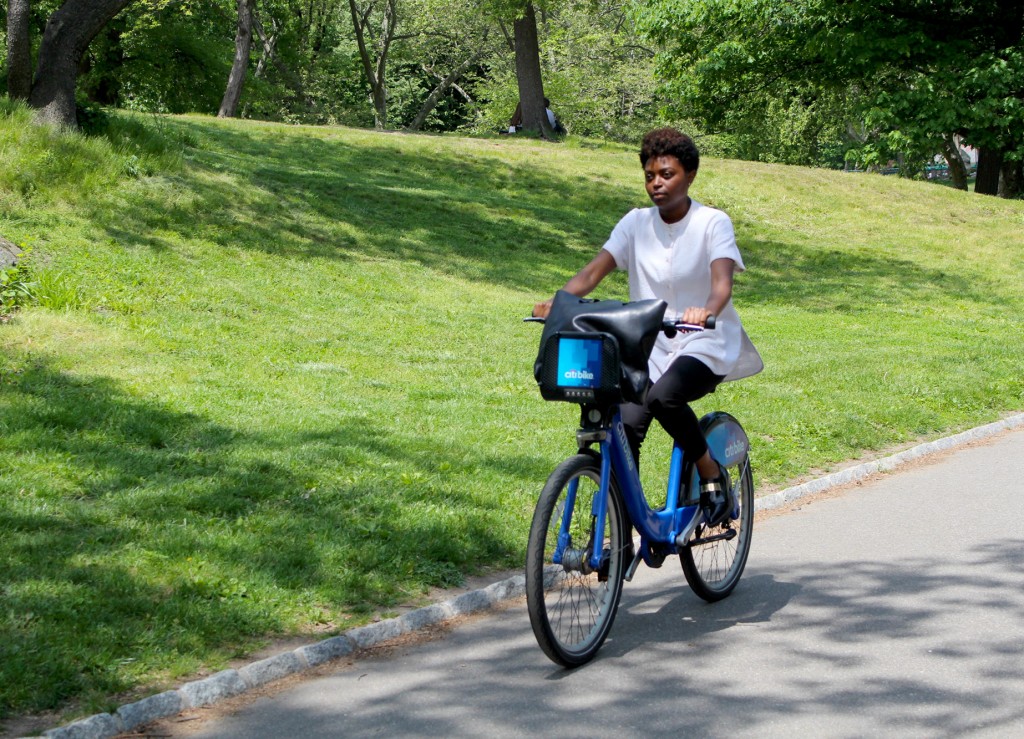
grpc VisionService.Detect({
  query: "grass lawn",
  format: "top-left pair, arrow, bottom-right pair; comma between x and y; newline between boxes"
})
2,102 -> 1023,726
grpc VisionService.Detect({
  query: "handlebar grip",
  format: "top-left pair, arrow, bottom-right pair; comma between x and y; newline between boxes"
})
664,315 -> 717,335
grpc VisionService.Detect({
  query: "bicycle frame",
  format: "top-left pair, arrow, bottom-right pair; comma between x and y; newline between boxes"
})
554,407 -> 749,573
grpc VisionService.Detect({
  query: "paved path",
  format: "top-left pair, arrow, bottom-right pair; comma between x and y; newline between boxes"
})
155,426 -> 1024,738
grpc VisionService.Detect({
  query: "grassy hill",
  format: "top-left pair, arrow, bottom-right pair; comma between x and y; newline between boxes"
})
2,101 -> 1023,724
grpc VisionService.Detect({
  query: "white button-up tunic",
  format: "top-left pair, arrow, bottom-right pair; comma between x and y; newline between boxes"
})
602,202 -> 761,383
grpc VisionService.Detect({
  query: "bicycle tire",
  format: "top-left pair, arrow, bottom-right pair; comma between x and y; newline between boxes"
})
680,415 -> 754,602
526,453 -> 628,667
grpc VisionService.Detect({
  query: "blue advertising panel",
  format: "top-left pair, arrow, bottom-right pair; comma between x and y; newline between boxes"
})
556,336 -> 603,388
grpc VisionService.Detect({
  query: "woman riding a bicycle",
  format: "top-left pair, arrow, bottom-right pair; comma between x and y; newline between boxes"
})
533,128 -> 761,523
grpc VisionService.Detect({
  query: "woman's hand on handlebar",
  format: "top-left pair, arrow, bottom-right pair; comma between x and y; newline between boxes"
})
532,299 -> 553,319
681,306 -> 713,327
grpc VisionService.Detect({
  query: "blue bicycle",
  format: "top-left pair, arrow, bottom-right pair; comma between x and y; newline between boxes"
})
526,295 -> 753,667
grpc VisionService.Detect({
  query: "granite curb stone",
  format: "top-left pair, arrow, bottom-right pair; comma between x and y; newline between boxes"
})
178,669 -> 248,709
294,634 -> 353,667
42,713 -> 122,739
116,690 -> 183,732
239,651 -> 307,689
346,617 -> 407,650
31,413 -> 1024,738
399,602 -> 453,632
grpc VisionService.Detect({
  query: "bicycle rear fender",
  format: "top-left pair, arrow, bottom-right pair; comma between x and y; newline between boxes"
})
700,411 -> 749,467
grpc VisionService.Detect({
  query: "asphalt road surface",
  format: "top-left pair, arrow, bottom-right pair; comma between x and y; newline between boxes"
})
165,427 -> 1024,738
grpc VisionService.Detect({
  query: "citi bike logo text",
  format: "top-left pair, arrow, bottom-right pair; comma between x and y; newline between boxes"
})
616,423 -> 635,471
562,369 -> 595,381
725,437 -> 745,459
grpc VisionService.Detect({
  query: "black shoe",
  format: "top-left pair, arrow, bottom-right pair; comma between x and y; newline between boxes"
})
699,463 -> 732,527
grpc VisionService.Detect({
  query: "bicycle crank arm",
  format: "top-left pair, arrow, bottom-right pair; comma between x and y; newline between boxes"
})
687,528 -> 738,547
623,546 -> 643,582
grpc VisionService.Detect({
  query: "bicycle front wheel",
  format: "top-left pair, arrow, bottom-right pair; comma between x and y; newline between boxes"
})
681,423 -> 754,602
526,453 -> 628,667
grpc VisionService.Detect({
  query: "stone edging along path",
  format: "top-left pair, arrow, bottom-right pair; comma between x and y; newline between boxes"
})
38,413 -> 1024,739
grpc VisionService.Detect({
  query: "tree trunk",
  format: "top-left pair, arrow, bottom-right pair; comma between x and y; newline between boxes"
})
513,3 -> 552,138
999,159 -> 1022,199
974,147 -> 1003,196
218,0 -> 255,118
407,52 -> 482,132
27,0 -> 137,128
940,134 -> 968,191
6,0 -> 32,100
349,0 -> 397,129
253,15 -> 314,110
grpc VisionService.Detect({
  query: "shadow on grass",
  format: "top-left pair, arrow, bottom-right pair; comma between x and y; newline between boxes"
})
0,354 -> 539,718
89,119 -> 637,294
86,117 -> 1010,313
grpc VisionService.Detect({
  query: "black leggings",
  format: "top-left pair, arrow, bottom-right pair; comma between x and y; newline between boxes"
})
620,355 -> 725,466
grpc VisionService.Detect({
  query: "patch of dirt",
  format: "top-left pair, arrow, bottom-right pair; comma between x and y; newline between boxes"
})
1,710 -> 64,739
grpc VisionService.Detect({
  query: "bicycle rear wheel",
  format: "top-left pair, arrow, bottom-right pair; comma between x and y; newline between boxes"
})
526,453 -> 627,667
680,414 -> 754,602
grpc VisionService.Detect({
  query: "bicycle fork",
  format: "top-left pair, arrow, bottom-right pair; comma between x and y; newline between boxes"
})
551,454 -> 613,577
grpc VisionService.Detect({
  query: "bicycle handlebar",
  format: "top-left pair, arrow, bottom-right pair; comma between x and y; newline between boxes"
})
663,315 -> 716,335
523,315 -> 716,332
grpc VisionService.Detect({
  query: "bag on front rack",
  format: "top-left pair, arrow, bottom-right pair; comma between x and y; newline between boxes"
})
534,291 -> 667,405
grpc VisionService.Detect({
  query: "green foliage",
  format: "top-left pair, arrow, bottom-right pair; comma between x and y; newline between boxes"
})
0,248 -> 34,316
469,0 -> 663,142
2,111 -> 1024,724
635,0 -> 1024,176
0,99 -> 185,204
633,0 -> 858,166
81,1 -> 233,115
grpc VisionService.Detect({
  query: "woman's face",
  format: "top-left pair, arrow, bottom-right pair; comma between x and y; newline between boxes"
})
644,155 -> 696,219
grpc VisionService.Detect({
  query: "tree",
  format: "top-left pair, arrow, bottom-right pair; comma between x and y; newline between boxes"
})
940,134 -> 970,192
219,0 -> 256,117
468,0 -> 660,142
5,0 -> 32,99
78,0 -> 236,117
395,0 -> 499,132
348,0 -> 398,128
250,12 -> 314,112
636,0 -> 1024,196
27,0 -> 139,127
537,0 -> 659,141
406,46 -> 485,131
512,2 -> 551,136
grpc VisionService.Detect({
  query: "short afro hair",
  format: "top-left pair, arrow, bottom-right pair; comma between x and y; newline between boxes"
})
639,128 -> 700,173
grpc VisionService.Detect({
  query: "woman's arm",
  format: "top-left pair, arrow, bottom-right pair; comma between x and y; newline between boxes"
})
532,249 -> 618,318
681,258 -> 735,325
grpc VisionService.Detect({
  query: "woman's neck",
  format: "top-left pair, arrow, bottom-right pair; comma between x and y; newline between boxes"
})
658,197 -> 692,224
